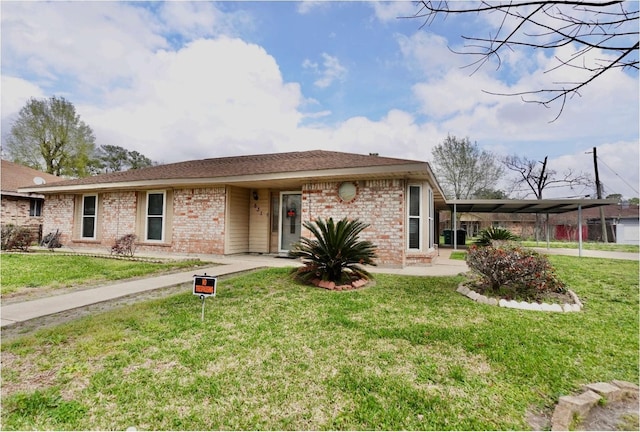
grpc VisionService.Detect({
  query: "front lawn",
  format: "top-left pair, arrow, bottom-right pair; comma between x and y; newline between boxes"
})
0,253 -> 211,297
1,257 -> 638,430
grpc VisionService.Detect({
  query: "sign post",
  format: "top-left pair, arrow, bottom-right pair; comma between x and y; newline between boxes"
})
193,273 -> 217,321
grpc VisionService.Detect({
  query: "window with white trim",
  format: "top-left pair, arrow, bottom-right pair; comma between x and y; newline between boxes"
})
408,185 -> 421,250
81,195 -> 97,239
29,199 -> 43,217
146,191 -> 165,241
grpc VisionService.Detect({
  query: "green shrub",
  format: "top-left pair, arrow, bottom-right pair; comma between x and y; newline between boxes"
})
474,226 -> 519,246
466,244 -> 566,301
289,217 -> 377,284
1,225 -> 34,251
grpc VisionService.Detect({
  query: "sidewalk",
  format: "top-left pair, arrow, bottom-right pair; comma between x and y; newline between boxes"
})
0,250 -> 468,330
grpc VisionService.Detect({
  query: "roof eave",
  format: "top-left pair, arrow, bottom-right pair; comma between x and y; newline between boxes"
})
18,163 -> 433,194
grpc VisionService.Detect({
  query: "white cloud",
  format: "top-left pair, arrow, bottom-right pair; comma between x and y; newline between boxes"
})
157,2 -> 252,40
1,2 -> 166,94
82,37 -> 305,162
371,2 -> 417,23
302,53 -> 347,88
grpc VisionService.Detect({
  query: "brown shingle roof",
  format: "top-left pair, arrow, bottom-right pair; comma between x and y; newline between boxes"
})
1,160 -> 63,193
21,150 -> 427,189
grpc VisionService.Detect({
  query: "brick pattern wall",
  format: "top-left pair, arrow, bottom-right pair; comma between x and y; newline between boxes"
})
302,180 -> 407,266
170,187 -> 226,254
1,197 -> 44,242
1,197 -> 40,227
100,192 -> 137,244
42,194 -> 75,245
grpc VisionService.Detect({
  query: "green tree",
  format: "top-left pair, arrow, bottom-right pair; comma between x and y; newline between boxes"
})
606,193 -> 623,203
5,96 -> 97,177
629,197 -> 639,205
473,187 -> 509,199
127,150 -> 154,170
95,145 -> 155,173
431,135 -> 504,200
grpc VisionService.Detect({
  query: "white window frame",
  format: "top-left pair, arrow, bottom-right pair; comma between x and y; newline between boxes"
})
81,194 -> 98,239
29,199 -> 43,217
408,184 -> 422,250
145,191 -> 166,242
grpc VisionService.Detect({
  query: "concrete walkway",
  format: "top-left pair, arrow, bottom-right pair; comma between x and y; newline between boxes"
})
0,249 -> 468,329
2,246 -> 636,330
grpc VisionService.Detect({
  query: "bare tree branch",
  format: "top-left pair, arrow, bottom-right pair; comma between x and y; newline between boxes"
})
404,0 -> 639,120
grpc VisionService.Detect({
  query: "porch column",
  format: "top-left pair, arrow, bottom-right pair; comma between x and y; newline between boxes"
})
578,204 -> 583,257
546,213 -> 550,249
453,203 -> 458,251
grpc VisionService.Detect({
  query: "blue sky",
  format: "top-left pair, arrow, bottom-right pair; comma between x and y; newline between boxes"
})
1,1 -> 638,198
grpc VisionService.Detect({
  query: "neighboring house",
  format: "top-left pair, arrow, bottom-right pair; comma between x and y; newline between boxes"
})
1,160 -> 62,241
440,212 -> 538,238
549,204 -> 640,244
18,150 -> 448,267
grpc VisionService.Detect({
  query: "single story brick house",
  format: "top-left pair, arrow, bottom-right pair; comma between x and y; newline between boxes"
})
19,150 -> 448,267
1,159 -> 62,241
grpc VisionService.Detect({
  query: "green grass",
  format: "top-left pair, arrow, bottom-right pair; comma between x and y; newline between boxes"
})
1,257 -> 638,430
0,253 -> 210,295
519,240 -> 639,253
448,251 -> 467,260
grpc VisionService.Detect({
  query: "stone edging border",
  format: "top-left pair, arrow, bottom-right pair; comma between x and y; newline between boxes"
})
310,278 -> 369,291
456,282 -> 583,313
550,380 -> 639,431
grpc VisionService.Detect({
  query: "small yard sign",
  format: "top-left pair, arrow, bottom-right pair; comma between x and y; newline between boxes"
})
193,274 -> 217,297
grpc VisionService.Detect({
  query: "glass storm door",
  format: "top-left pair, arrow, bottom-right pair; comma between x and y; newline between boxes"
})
279,192 -> 302,252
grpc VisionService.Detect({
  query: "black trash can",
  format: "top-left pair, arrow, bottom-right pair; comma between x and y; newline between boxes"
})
456,229 -> 466,246
443,229 -> 453,245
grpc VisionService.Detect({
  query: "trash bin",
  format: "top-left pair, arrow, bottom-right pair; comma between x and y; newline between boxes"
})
456,229 -> 466,246
443,229 -> 453,245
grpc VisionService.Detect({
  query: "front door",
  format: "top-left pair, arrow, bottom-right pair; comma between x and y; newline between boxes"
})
279,192 -> 302,253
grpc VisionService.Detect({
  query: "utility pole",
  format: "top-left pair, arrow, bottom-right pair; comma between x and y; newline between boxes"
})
592,147 -> 608,243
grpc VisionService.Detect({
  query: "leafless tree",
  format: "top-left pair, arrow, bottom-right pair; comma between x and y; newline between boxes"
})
431,134 -> 505,199
504,154 -> 592,240
504,154 -> 592,199
410,1 -> 639,120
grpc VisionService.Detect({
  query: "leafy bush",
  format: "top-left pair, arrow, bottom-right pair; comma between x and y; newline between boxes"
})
474,226 -> 519,246
1,225 -> 35,251
289,217 -> 377,284
111,234 -> 137,257
466,244 -> 566,301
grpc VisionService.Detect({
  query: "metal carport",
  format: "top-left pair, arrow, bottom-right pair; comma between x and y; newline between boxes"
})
445,198 -> 618,256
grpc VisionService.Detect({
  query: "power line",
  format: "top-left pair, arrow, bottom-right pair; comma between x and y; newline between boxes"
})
597,156 -> 639,195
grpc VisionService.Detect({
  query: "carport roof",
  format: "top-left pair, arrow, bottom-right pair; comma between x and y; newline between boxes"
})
445,198 -> 618,214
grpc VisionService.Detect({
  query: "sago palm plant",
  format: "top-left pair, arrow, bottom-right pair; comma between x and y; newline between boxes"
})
474,226 -> 519,246
289,217 -> 377,284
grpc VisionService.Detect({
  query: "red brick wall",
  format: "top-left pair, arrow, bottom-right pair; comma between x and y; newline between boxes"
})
43,188 -> 227,255
100,192 -> 137,244
302,180 -> 407,266
42,194 -> 75,245
169,187 -> 226,254
1,196 -> 38,227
